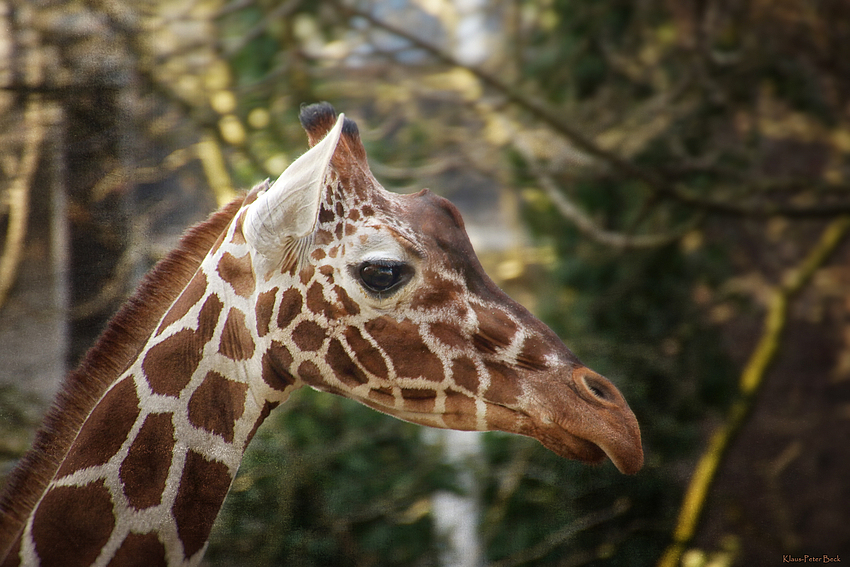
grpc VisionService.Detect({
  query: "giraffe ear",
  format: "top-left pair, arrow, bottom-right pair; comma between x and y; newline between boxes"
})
243,112 -> 345,262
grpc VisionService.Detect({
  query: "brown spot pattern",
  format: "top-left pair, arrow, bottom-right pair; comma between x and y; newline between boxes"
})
344,326 -> 387,379
401,388 -> 437,413
450,356 -> 480,394
172,451 -> 233,560
255,288 -> 278,337
261,341 -> 296,391
411,278 -> 464,312
472,305 -> 517,354
217,252 -> 255,298
444,390 -> 477,429
144,294 -> 223,397
366,318 -> 444,382
219,308 -> 255,360
326,338 -> 370,388
57,377 -> 140,478
483,361 -> 522,405
430,321 -> 467,349
299,265 -> 315,286
314,229 -> 333,246
277,288 -> 303,329
297,360 -> 323,385
318,204 -> 335,224
333,285 -> 360,316
244,400 -> 280,450
107,533 -> 167,567
120,413 -> 175,510
368,386 -> 394,406
306,281 -> 336,318
157,271 -> 207,336
231,214 -> 246,245
187,371 -> 248,443
318,265 -> 335,283
517,338 -> 551,371
3,537 -> 21,566
292,320 -> 326,352
31,481 -> 115,567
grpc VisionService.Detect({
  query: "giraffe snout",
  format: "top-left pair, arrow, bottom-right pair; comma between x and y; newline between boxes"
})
530,366 -> 644,475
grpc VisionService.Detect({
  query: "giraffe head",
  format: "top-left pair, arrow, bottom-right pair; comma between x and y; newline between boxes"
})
242,103 -> 643,474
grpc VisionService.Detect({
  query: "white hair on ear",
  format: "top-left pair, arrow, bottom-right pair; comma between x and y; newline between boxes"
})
243,113 -> 345,272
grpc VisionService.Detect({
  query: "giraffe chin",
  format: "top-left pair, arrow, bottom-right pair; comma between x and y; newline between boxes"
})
530,412 -> 644,475
536,431 -> 616,474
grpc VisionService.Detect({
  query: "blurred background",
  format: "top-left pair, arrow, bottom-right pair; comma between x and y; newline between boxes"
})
1,0 -> 849,565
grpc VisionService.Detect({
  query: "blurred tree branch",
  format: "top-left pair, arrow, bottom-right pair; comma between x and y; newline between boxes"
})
335,1 -> 850,220
490,499 -> 631,567
512,133 -> 698,249
0,99 -> 48,310
657,214 -> 850,567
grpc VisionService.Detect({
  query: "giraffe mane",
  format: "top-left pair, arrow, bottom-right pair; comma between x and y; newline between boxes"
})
0,195 -> 246,554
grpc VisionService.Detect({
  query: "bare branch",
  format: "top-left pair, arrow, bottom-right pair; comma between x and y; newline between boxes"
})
512,134 -> 697,249
490,499 -> 631,567
333,1 -> 850,219
657,215 -> 850,567
0,99 -> 48,310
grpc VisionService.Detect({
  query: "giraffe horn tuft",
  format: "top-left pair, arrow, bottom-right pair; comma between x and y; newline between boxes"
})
300,102 -> 338,147
301,102 -> 368,166
243,112 -> 345,268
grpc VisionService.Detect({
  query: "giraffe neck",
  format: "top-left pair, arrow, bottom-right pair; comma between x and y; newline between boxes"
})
0,196 -> 291,566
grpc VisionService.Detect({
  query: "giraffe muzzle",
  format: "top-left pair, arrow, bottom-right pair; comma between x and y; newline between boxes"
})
528,366 -> 644,475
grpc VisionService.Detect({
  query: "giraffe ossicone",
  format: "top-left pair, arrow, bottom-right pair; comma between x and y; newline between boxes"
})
0,102 -> 642,566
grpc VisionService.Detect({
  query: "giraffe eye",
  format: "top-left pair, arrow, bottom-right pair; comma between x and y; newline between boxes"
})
355,260 -> 412,296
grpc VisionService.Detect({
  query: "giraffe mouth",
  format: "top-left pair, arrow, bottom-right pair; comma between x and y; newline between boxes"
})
536,427 -> 609,467
534,413 -> 643,475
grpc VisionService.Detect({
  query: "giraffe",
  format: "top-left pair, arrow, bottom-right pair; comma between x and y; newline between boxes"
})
0,103 -> 643,566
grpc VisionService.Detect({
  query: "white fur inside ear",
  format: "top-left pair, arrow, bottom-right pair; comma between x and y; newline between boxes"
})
243,113 -> 345,267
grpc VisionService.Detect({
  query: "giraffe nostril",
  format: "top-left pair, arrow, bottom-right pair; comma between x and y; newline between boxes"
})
580,372 -> 614,402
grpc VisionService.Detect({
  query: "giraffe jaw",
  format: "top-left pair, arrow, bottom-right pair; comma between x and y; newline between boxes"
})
359,395 -> 643,475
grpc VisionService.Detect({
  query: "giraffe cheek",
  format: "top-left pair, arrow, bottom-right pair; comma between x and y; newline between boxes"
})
344,326 -> 388,380
326,338 -> 370,389
482,361 -> 523,406
365,319 -> 443,382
